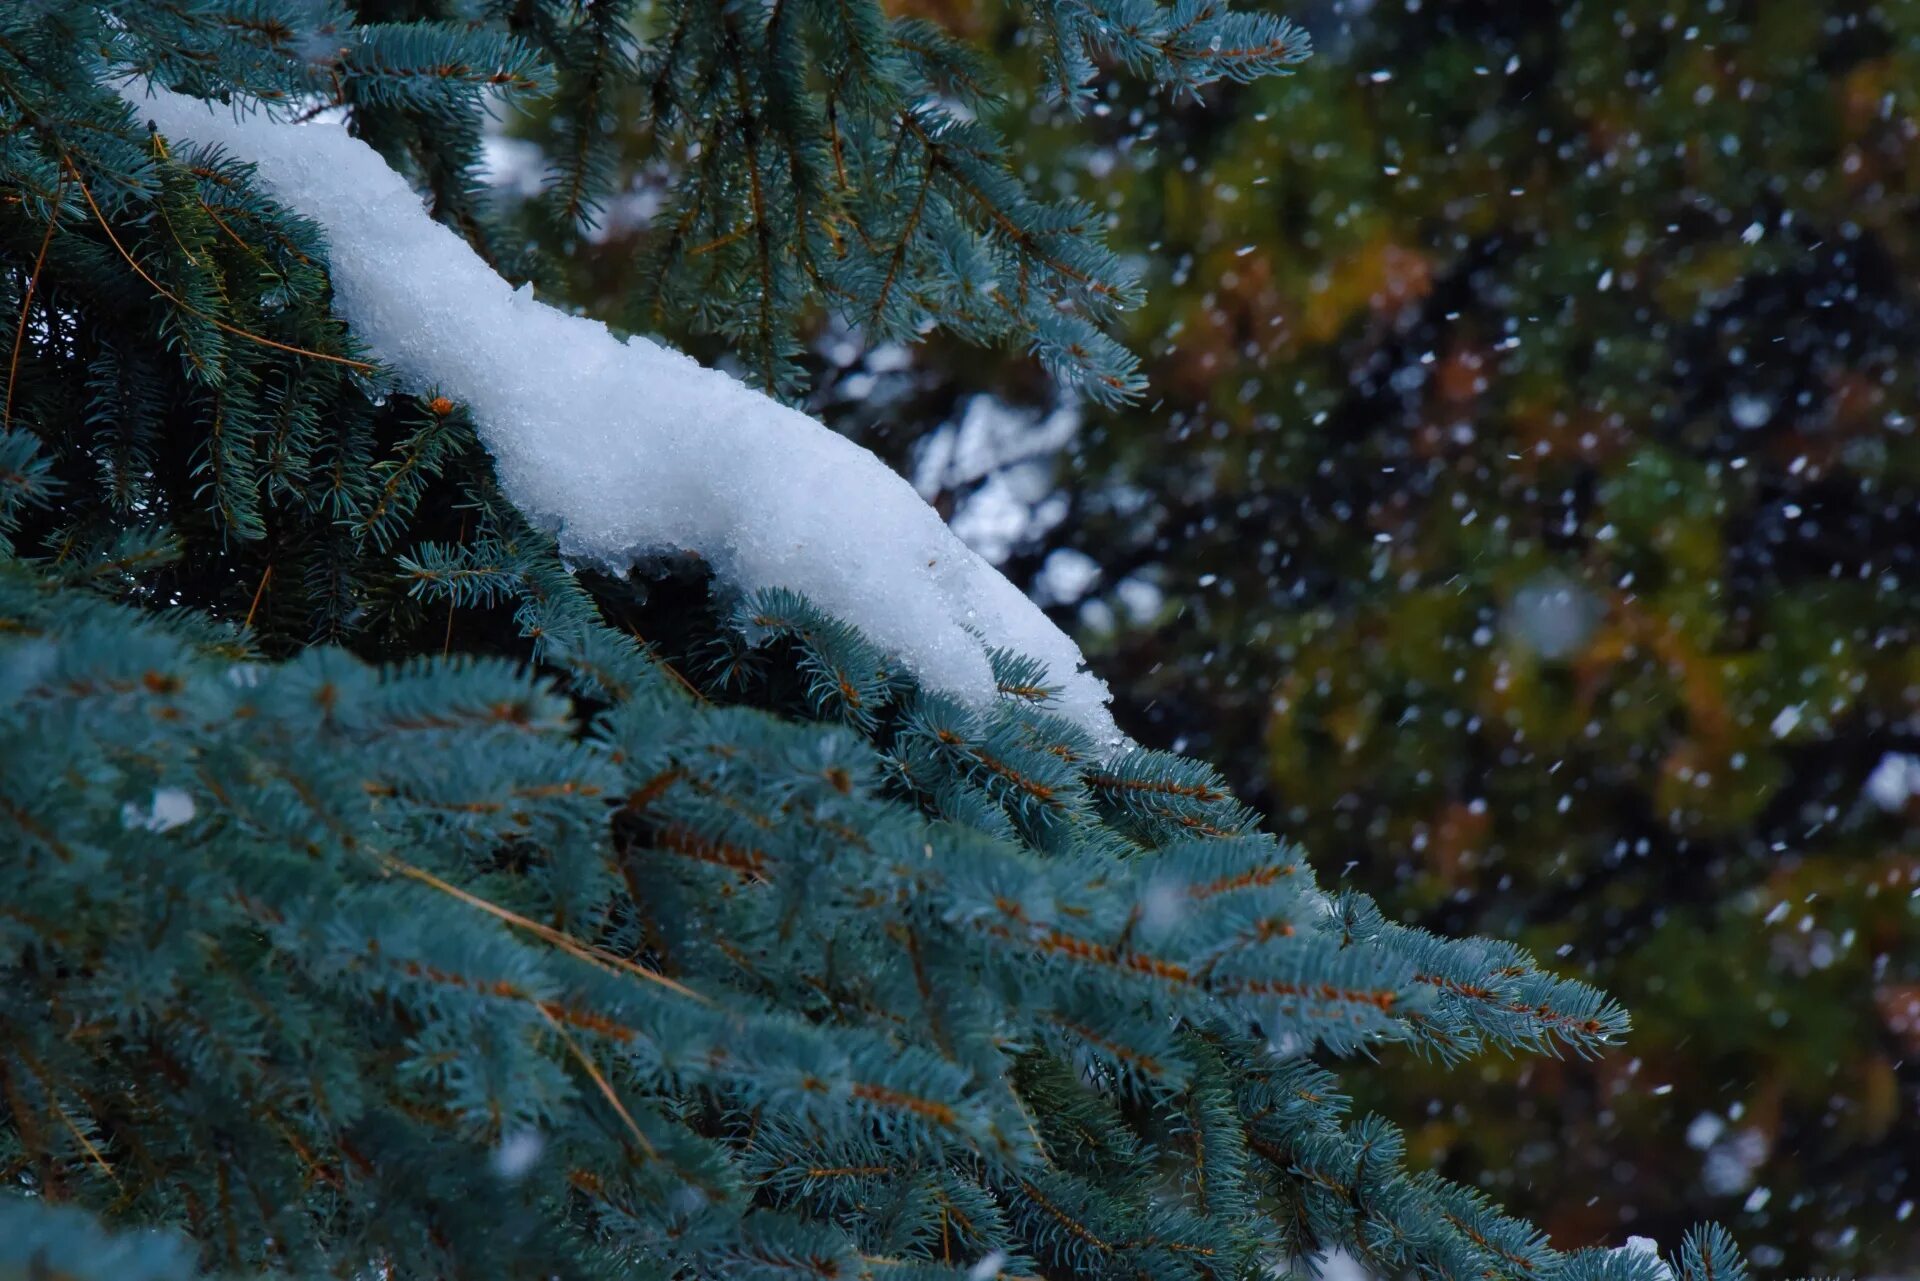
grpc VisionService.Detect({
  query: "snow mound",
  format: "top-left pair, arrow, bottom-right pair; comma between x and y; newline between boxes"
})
122,85 -> 1120,747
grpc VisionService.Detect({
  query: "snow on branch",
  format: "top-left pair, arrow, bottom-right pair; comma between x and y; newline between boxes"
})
121,85 -> 1121,747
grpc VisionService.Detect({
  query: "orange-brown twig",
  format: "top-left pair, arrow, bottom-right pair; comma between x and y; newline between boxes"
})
5,178 -> 65,430
535,1002 -> 658,1160
243,562 -> 273,632
72,162 -> 375,373
379,852 -> 710,1005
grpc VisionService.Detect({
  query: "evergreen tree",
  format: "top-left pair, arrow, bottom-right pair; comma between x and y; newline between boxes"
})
1,4 -> 1776,1281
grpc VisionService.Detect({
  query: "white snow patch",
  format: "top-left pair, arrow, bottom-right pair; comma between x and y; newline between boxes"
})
866,342 -> 915,374
1865,751 -> 1920,812
914,396 -> 1078,494
1505,571 -> 1602,660
1115,576 -> 1164,623
967,1250 -> 1009,1281
913,396 -> 1079,564
1685,1111 -> 1725,1151
1308,1248 -> 1376,1281
1701,1128 -> 1768,1195
947,475 -> 1069,566
1617,1236 -> 1673,1280
1729,392 -> 1774,430
122,787 -> 196,833
478,133 -> 549,199
589,172 -> 671,245
124,86 -> 1121,745
1035,548 -> 1100,606
491,1129 -> 544,1180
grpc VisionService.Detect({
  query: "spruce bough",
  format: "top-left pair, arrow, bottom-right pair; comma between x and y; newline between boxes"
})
1,4 -> 1776,1280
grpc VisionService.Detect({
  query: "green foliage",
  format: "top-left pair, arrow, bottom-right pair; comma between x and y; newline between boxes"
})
499,0 -> 1304,401
0,444 -> 1670,1279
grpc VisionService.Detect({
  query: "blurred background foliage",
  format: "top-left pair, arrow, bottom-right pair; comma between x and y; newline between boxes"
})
490,0 -> 1920,1275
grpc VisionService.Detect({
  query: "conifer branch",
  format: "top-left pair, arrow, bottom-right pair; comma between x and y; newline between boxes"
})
379,853 -> 710,1004
3,173 -> 63,430
0,9 -> 1774,1281
73,163 -> 374,373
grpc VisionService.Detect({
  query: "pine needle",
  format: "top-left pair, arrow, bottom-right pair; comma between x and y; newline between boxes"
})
444,515 -> 465,657
4,177 -> 65,430
71,162 -> 376,373
50,1098 -> 119,1189
628,626 -> 707,703
535,1002 -> 658,1160
243,562 -> 272,632
378,852 -> 710,1005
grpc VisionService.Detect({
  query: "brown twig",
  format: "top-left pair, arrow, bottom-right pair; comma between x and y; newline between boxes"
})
4,176 -> 65,429
536,1003 -> 658,1160
72,162 -> 375,373
243,563 -> 273,632
378,852 -> 710,1005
